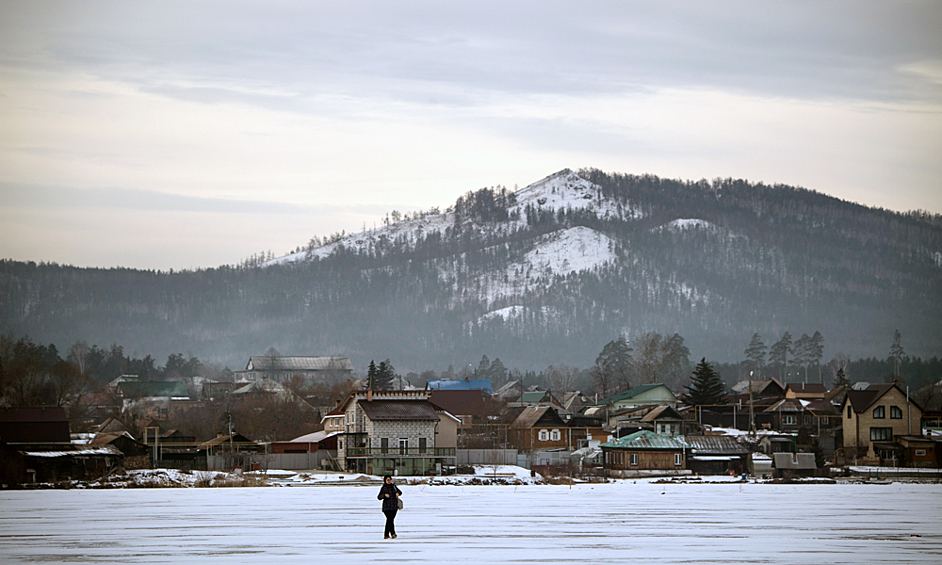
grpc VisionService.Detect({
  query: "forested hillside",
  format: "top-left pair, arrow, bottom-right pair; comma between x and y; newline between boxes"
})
1,169 -> 940,374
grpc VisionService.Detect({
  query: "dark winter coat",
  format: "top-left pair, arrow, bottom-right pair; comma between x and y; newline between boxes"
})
378,482 -> 402,512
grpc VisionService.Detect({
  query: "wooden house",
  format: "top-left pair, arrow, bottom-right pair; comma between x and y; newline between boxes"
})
509,406 -> 570,452
600,430 -> 688,478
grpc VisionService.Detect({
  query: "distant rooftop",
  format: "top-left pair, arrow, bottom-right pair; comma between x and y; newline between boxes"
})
426,378 -> 493,394
244,356 -> 354,372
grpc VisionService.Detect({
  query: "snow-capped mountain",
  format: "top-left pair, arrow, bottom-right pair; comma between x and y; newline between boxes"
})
268,170 -> 626,315
2,168 -> 939,371
268,169 -> 637,266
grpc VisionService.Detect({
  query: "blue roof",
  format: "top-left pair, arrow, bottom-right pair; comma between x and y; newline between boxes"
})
426,379 -> 493,394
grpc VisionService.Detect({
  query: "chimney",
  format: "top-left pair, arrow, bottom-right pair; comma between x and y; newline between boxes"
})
367,388 -> 373,402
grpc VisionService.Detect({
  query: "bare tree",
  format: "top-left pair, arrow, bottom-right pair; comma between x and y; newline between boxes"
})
544,365 -> 577,396
67,341 -> 90,376
632,332 -> 691,386
827,353 -> 850,387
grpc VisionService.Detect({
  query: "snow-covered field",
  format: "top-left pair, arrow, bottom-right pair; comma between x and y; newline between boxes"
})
2,481 -> 941,564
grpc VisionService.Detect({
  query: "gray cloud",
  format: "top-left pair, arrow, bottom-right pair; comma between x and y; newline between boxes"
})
0,183 -> 390,217
5,1 -> 940,113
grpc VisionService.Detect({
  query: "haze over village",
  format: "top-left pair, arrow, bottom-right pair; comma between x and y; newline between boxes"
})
1,2 -> 942,563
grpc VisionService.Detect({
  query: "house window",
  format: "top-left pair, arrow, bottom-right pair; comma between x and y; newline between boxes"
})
870,427 -> 892,441
915,449 -> 927,456
873,406 -> 885,419
381,438 -> 389,454
783,415 -> 797,425
419,437 -> 427,454
674,453 -> 682,466
890,406 -> 902,419
847,405 -> 852,419
538,430 -> 549,441
630,453 -> 639,466
550,429 -> 561,441
399,438 -> 408,455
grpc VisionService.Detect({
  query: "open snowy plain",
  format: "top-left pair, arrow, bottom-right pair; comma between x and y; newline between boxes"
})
2,480 -> 941,564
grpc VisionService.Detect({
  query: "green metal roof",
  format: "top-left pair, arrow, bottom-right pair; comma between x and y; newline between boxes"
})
600,430 -> 685,450
519,391 -> 552,402
601,384 -> 669,405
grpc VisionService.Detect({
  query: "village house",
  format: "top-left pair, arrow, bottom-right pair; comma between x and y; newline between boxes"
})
508,406 -> 567,452
840,383 -> 923,464
322,404 -> 345,434
841,383 -> 922,464
764,398 -> 840,434
509,405 -> 608,454
428,388 -> 501,448
611,404 -> 687,437
508,390 -> 564,410
117,380 -> 191,422
0,407 -> 125,483
233,355 -> 354,385
729,378 -> 785,406
260,429 -> 342,471
600,430 -> 689,478
604,384 -> 679,411
336,388 -> 457,476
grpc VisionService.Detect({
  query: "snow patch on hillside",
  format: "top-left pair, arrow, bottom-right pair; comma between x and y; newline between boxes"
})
519,226 -> 616,276
657,218 -> 716,232
480,305 -> 527,321
470,226 -> 618,306
478,305 -> 561,324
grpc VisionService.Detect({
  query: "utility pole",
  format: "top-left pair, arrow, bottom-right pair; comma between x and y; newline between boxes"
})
748,370 -> 755,437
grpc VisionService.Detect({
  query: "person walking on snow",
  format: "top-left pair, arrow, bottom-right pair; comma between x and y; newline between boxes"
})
377,475 -> 402,539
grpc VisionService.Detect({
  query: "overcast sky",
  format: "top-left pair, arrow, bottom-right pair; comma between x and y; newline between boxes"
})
1,1 -> 940,270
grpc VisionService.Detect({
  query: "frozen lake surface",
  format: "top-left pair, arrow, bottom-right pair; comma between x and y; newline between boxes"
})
2,481 -> 941,564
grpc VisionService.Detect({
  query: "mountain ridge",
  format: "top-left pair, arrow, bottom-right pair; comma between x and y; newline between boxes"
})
1,168 -> 940,373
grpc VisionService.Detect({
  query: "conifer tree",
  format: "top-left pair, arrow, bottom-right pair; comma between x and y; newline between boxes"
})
889,329 -> 905,382
374,359 -> 396,390
367,360 -> 378,389
681,358 -> 727,406
744,333 -> 767,378
769,331 -> 792,379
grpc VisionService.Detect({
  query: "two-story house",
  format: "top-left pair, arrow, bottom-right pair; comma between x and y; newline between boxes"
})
336,389 -> 457,476
841,383 -> 923,463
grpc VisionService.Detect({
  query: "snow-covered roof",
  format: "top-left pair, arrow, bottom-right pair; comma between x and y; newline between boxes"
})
24,445 -> 123,458
287,430 -> 341,443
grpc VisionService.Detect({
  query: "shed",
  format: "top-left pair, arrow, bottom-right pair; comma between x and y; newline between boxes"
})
683,435 -> 749,475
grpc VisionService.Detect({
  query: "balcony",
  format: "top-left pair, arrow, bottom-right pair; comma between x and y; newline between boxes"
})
345,447 -> 455,458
